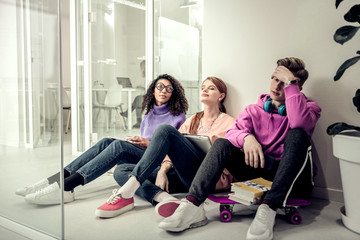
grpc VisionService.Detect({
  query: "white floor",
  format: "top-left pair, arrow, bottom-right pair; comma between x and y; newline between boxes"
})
3,188 -> 360,240
63,184 -> 360,240
1,129 -> 360,240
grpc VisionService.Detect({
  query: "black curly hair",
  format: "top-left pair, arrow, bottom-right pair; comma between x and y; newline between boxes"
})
142,74 -> 188,115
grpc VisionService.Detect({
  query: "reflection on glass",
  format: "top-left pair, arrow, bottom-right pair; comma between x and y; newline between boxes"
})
90,0 -> 146,143
76,0 -> 86,152
0,0 -> 63,239
154,0 -> 203,116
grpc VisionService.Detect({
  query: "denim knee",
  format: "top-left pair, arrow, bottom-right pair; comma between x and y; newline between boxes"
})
98,137 -> 115,145
113,163 -> 135,186
154,123 -> 177,134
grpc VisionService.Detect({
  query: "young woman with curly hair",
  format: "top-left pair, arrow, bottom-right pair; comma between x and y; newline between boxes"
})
95,77 -> 235,219
19,74 -> 188,205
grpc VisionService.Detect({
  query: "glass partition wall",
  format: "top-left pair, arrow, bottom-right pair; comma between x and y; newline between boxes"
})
90,0 -> 147,144
73,0 -> 147,154
0,0 -> 63,239
0,0 -> 202,239
72,0 -> 202,152
154,0 -> 203,116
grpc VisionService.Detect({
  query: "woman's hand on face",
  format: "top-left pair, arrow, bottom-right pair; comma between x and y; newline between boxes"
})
126,136 -> 150,147
155,171 -> 169,192
243,134 -> 265,169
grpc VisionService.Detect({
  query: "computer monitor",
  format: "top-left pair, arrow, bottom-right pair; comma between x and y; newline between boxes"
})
117,77 -> 133,88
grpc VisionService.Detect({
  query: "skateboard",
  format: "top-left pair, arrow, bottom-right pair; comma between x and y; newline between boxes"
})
208,194 -> 310,225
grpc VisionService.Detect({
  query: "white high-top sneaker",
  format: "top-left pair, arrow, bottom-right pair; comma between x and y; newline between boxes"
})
246,204 -> 276,240
25,182 -> 74,205
16,179 -> 50,197
158,199 -> 208,232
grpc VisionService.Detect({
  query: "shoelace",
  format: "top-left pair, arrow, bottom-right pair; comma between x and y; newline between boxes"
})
256,206 -> 269,224
34,184 -> 56,197
171,199 -> 188,215
107,189 -> 122,204
176,199 -> 202,214
27,181 -> 46,190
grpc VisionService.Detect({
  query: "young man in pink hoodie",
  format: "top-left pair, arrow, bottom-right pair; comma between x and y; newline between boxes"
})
158,57 -> 322,240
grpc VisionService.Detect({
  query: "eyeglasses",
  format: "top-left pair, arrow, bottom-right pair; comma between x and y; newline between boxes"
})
155,82 -> 174,93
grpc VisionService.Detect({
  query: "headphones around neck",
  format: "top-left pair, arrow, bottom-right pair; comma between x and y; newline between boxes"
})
263,98 -> 287,116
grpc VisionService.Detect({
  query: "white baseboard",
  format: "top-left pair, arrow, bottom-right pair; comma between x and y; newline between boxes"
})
312,186 -> 344,203
0,216 -> 58,240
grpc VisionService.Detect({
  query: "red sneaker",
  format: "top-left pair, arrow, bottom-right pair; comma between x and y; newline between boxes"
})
95,189 -> 134,218
155,199 -> 181,218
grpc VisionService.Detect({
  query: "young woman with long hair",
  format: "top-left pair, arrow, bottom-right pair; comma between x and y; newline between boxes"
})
95,77 -> 236,218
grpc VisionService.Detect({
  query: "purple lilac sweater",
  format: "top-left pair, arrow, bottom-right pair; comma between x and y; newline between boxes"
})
225,84 -> 321,160
140,102 -> 186,141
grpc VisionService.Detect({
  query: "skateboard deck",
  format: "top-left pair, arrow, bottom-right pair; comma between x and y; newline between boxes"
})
208,194 -> 310,224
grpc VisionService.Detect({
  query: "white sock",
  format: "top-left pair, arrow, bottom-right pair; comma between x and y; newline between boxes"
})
118,176 -> 140,199
153,191 -> 178,203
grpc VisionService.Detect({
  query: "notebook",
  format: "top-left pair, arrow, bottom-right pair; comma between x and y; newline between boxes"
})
183,134 -> 212,155
117,77 -> 133,88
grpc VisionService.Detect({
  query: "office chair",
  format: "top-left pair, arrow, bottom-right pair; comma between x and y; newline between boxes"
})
93,88 -> 127,131
62,88 -> 71,134
104,89 -> 127,131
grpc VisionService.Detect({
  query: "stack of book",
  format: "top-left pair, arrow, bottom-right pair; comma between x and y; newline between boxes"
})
228,178 -> 273,205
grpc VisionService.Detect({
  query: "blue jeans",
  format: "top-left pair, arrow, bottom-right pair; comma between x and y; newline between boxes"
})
65,137 -> 145,184
188,128 -> 313,207
113,124 -> 205,204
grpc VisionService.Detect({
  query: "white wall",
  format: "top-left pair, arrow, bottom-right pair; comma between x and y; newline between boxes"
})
61,0 -> 71,88
203,0 -> 360,202
0,3 -> 20,147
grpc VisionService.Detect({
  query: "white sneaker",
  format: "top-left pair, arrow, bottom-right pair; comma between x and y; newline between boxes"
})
246,204 -> 276,240
16,179 -> 50,197
25,182 -> 75,205
158,199 -> 208,232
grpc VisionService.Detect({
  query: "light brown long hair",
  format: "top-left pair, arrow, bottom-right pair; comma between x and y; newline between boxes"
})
189,77 -> 227,134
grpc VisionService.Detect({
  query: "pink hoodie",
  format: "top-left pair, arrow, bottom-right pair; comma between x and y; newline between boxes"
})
225,84 -> 321,160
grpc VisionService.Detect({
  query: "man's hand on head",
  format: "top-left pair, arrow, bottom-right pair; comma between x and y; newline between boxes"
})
273,66 -> 298,83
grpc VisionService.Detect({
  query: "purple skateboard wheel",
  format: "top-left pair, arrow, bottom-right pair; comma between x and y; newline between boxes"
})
288,211 -> 302,225
220,209 -> 232,222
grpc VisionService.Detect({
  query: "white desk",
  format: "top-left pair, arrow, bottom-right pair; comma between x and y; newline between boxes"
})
93,88 -> 144,130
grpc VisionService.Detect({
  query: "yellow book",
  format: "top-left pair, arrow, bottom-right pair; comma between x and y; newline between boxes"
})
228,193 -> 262,206
230,178 -> 272,198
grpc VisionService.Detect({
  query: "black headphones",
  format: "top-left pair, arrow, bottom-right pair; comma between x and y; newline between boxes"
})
263,98 -> 287,116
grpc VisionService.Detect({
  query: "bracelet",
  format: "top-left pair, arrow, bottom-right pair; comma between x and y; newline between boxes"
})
285,79 -> 298,87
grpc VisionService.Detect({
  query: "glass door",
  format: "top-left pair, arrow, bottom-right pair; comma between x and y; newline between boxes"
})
92,0 -> 146,141
72,0 -> 202,152
0,0 -> 63,239
72,0 -> 146,153
90,0 -> 117,142
154,0 -> 203,116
